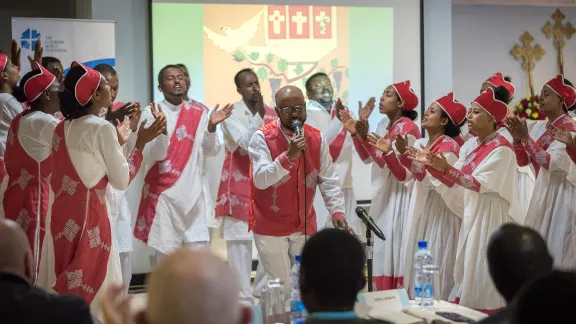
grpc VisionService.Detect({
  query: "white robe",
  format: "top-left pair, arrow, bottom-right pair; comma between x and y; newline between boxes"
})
38,115 -> 129,321
448,136 -> 521,311
137,100 -> 220,255
400,137 -> 461,301
305,100 -> 359,233
523,118 -> 576,269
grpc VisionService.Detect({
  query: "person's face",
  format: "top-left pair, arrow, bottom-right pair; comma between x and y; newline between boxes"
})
93,77 -> 112,109
422,102 -> 448,130
237,71 -> 261,103
1,60 -> 20,87
480,82 -> 493,94
275,93 -> 307,130
307,75 -> 333,106
158,68 -> 186,98
539,85 -> 563,115
46,80 -> 60,115
179,66 -> 191,90
379,85 -> 402,114
467,102 -> 493,134
103,72 -> 119,102
47,62 -> 65,83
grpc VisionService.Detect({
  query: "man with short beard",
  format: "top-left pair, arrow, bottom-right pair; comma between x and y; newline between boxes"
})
133,65 -> 233,261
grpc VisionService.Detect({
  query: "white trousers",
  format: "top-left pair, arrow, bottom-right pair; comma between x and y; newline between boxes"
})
155,241 -> 210,264
227,240 -> 254,305
119,252 -> 132,293
254,232 -> 306,303
253,261 -> 267,297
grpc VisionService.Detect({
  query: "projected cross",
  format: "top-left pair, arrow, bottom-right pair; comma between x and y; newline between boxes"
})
292,11 -> 308,35
315,11 -> 331,35
269,10 -> 286,35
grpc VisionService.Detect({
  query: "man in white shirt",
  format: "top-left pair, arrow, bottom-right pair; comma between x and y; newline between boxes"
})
248,85 -> 348,301
305,72 -> 360,233
215,68 -> 276,305
0,53 -> 23,157
133,65 -> 233,261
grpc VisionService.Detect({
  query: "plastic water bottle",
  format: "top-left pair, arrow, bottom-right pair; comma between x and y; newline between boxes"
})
290,255 -> 306,323
413,241 -> 434,306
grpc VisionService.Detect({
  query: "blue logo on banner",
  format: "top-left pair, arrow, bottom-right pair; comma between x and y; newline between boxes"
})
20,28 -> 41,51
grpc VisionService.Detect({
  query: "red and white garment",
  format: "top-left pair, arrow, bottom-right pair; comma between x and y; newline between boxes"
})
1,112 -> 54,279
352,116 -> 421,291
37,116 -> 142,321
248,119 -> 345,236
134,99 -> 220,255
399,135 -> 461,300
306,100 -> 360,233
514,114 -> 576,269
215,100 -> 277,240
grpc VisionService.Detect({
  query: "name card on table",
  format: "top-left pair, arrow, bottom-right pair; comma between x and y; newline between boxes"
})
357,289 -> 412,311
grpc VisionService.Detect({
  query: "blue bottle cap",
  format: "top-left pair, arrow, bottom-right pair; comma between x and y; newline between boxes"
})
295,255 -> 301,262
418,241 -> 427,249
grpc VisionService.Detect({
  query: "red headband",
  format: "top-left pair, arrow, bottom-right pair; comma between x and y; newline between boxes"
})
23,61 -> 56,102
435,92 -> 467,126
472,87 -> 508,123
0,54 -> 8,72
545,74 -> 576,109
485,72 -> 515,98
71,61 -> 102,106
391,80 -> 419,111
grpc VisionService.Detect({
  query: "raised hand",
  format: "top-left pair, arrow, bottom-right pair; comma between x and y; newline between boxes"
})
287,135 -> 307,162
339,110 -> 357,135
116,116 -> 132,146
150,103 -> 167,135
407,145 -> 431,165
334,98 -> 345,121
10,40 -> 21,70
356,119 -> 370,140
209,103 -> 234,130
135,117 -> 167,149
107,102 -> 135,124
505,115 -> 529,144
368,132 -> 392,154
358,97 -> 376,121
253,92 -> 265,118
129,102 -> 142,132
547,123 -> 575,147
395,134 -> 409,154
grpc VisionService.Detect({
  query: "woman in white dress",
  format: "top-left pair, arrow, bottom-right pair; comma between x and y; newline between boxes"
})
340,80 -> 421,290
383,92 -> 467,300
506,74 -> 576,270
413,86 -> 521,312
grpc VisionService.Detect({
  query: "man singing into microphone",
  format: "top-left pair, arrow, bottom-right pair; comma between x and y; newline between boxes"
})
248,85 -> 348,300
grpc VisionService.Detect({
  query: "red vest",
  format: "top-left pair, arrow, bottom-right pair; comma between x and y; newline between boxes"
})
249,122 -> 322,237
215,106 -> 276,222
3,111 -> 52,278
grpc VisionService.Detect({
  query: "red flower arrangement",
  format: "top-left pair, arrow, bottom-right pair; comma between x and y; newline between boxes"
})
514,95 -> 546,120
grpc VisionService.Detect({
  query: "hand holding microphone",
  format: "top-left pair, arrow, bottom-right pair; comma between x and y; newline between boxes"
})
287,120 -> 306,162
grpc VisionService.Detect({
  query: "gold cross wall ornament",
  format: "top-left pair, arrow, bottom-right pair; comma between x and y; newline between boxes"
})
510,31 -> 545,96
542,8 -> 575,75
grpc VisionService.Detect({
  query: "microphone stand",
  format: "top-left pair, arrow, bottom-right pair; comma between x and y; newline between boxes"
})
365,227 -> 373,292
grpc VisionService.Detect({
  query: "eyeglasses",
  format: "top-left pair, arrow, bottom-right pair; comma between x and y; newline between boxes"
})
277,105 -> 306,114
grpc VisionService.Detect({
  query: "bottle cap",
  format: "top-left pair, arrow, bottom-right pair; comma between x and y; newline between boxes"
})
295,255 -> 301,262
418,241 -> 427,249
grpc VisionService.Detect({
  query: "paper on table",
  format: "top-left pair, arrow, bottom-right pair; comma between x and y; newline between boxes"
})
369,310 -> 425,324
357,289 -> 412,311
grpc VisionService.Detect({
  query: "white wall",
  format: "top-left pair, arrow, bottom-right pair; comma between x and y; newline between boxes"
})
452,5 -> 576,106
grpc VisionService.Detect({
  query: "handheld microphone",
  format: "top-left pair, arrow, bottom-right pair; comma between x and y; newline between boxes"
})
355,206 -> 386,241
291,120 -> 303,136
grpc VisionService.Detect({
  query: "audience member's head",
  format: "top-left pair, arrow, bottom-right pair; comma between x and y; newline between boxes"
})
299,228 -> 366,313
0,219 -> 34,283
143,248 -> 251,324
41,56 -> 64,83
487,223 -> 553,303
510,270 -> 576,324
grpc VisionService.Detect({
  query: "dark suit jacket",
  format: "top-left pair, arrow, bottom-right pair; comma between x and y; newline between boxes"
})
0,272 -> 93,324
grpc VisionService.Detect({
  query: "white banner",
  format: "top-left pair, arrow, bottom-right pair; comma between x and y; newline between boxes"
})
11,17 -> 115,76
